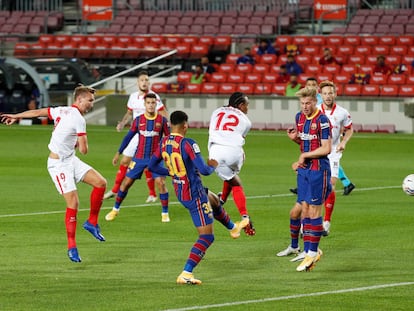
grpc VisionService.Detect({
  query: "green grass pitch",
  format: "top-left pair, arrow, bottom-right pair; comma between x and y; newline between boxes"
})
1,124 -> 414,310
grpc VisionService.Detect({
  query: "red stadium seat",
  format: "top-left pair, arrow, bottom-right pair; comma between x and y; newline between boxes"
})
378,36 -> 396,45
407,75 -> 414,85
275,35 -> 292,47
343,35 -> 361,46
373,45 -> 390,55
236,64 -> 253,74
227,73 -> 245,83
189,44 -> 209,59
200,82 -> 218,94
296,55 -> 312,65
343,84 -> 362,96
292,36 -> 309,46
151,82 -> 168,94
185,83 -> 201,94
390,45 -> 408,56
209,72 -> 228,83
218,83 -> 237,94
399,85 -> 414,97
213,36 -> 231,52
365,55 -> 378,65
361,85 -> 380,96
309,36 -> 326,46
259,54 -> 277,64
380,85 -> 399,96
370,74 -> 387,85
348,55 -> 365,65
182,36 -> 199,45
306,64 -> 322,74
245,73 -> 262,83
252,64 -> 269,74
333,74 -> 350,85
360,36 -> 378,46
354,45 -> 372,55
326,36 -> 344,46
317,73 -> 333,82
237,83 -> 255,94
254,83 -> 272,95
322,65 -> 341,74
218,63 -> 235,73
177,71 -> 192,84
359,64 -> 374,74
272,84 -> 286,95
175,43 -> 191,58
302,45 -> 320,55
387,75 -> 406,85
341,64 -> 357,75
396,36 -> 414,46
337,45 -> 354,56
385,55 -> 401,65
262,73 -> 278,83
14,43 -> 30,57
226,53 -> 240,64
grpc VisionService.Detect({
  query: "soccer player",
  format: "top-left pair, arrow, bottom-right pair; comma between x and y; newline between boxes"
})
1,85 -> 107,263
148,110 -> 248,285
277,86 -> 332,272
289,77 -> 355,196
104,71 -> 168,203
318,80 -> 354,235
208,92 -> 256,236
105,93 -> 170,222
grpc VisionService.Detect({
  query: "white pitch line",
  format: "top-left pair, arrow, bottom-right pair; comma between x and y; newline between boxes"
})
161,282 -> 414,311
0,185 -> 400,218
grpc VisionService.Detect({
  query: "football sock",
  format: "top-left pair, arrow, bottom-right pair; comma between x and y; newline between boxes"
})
65,207 -> 77,249
221,181 -> 232,203
232,186 -> 248,216
324,191 -> 336,222
213,204 -> 234,230
302,217 -> 311,253
159,192 -> 169,214
114,189 -> 128,210
88,186 -> 105,225
290,218 -> 301,249
309,217 -> 323,253
338,165 -> 351,187
184,234 -> 214,273
144,169 -> 156,197
111,165 -> 128,193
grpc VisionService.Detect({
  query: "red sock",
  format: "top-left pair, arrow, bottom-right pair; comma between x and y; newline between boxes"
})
324,191 -> 336,222
111,165 -> 128,193
145,169 -> 156,197
89,187 -> 105,225
221,181 -> 232,202
65,207 -> 77,249
232,186 -> 248,216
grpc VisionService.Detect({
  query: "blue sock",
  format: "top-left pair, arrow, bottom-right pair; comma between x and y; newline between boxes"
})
184,234 -> 214,273
114,190 -> 128,210
309,217 -> 323,252
213,204 -> 234,230
290,218 -> 301,249
339,165 -> 351,187
159,192 -> 169,213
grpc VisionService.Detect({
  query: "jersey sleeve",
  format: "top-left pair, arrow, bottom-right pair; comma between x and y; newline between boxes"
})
183,138 -> 215,176
320,114 -> 331,140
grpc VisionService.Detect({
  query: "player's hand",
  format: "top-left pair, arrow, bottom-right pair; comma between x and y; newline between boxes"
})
287,127 -> 297,140
116,121 -> 124,132
0,114 -> 18,125
112,152 -> 120,166
207,159 -> 218,168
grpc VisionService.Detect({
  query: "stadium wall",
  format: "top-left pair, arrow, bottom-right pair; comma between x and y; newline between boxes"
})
105,95 -> 414,133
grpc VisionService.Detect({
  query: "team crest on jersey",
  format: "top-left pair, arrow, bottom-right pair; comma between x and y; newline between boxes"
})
155,122 -> 162,128
311,123 -> 317,130
192,143 -> 200,153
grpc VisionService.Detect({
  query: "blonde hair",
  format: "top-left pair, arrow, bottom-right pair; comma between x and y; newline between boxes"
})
295,86 -> 317,99
73,84 -> 96,101
319,80 -> 336,92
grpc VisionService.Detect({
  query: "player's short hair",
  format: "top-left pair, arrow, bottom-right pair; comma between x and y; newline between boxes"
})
306,77 -> 318,83
137,70 -> 149,78
170,110 -> 188,126
73,84 -> 95,100
228,92 -> 248,108
295,86 -> 317,99
144,92 -> 157,100
319,80 -> 336,91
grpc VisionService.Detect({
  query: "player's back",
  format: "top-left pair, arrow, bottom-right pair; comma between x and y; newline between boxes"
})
208,106 -> 251,148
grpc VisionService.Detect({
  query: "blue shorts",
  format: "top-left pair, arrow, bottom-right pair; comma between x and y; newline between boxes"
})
181,193 -> 214,228
126,158 -> 164,180
297,168 -> 331,205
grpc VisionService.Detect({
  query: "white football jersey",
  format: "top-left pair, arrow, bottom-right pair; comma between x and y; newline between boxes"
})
127,90 -> 164,119
320,103 -> 352,148
208,106 -> 251,148
47,106 -> 86,159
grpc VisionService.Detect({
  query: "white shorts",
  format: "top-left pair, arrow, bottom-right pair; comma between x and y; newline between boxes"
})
47,155 -> 92,194
328,150 -> 343,179
209,144 -> 244,181
122,134 -> 138,157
